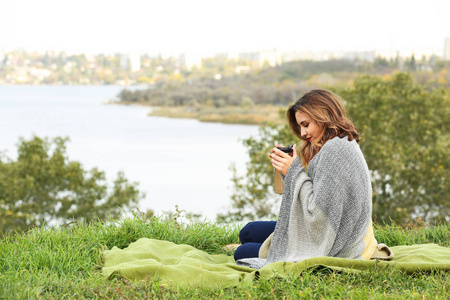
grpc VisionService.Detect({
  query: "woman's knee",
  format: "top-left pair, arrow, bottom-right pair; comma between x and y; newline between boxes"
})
239,221 -> 276,244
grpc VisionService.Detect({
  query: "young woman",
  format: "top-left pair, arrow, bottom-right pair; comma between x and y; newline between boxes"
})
235,89 -> 391,269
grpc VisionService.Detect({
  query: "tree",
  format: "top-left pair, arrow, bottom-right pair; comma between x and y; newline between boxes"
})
341,73 -> 449,224
217,112 -> 295,222
0,136 -> 144,236
219,73 -> 449,224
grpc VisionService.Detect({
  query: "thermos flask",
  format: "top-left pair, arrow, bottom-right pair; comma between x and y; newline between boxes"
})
273,145 -> 294,194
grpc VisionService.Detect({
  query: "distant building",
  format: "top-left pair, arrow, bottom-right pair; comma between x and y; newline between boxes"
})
282,51 -> 331,62
281,50 -> 376,62
130,53 -> 141,72
238,49 -> 281,67
235,65 -> 251,74
119,53 -> 141,71
341,51 -> 376,62
179,53 -> 202,70
387,49 -> 442,60
258,49 -> 282,67
238,51 -> 259,63
282,48 -> 442,63
445,38 -> 450,61
120,54 -> 130,70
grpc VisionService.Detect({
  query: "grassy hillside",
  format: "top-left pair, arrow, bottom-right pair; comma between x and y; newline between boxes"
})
0,213 -> 448,299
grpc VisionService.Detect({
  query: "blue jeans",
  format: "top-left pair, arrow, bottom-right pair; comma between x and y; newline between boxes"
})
234,221 -> 276,261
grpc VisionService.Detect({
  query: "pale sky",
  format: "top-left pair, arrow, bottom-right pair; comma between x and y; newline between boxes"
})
2,0 -> 450,56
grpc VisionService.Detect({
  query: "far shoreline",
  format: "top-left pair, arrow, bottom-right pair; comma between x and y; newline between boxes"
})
111,102 -> 284,126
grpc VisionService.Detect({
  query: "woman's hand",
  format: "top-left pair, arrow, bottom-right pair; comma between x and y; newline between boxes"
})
269,144 -> 297,176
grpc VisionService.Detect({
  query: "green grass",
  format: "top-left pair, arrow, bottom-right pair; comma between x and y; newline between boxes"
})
0,213 -> 448,299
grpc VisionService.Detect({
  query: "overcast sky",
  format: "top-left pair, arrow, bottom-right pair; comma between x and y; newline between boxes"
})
2,0 -> 450,56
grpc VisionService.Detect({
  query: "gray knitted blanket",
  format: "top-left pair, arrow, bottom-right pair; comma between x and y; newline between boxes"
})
236,136 -> 373,269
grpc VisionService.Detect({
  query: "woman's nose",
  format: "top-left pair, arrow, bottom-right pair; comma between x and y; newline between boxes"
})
301,127 -> 307,137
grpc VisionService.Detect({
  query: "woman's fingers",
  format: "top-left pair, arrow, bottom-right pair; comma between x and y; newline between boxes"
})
271,147 -> 289,158
271,156 -> 283,165
271,158 -> 290,176
271,154 -> 288,167
270,153 -> 285,162
269,144 -> 297,176
271,160 -> 283,172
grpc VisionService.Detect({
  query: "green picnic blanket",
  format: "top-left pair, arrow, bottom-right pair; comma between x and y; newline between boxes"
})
101,238 -> 450,287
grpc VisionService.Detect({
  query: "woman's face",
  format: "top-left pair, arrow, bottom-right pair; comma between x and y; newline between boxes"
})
295,111 -> 321,142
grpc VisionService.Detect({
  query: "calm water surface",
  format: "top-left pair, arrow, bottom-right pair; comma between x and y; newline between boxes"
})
0,86 -> 260,219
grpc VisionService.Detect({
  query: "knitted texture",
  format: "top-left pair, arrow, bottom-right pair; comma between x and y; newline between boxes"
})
236,136 -> 374,269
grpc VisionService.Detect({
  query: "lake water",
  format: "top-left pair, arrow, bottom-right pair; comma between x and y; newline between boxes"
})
0,85 -> 260,220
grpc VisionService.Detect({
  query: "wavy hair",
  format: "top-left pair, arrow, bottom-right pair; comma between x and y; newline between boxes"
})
287,89 -> 360,166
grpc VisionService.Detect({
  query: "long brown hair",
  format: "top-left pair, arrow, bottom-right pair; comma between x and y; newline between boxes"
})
287,89 -> 360,166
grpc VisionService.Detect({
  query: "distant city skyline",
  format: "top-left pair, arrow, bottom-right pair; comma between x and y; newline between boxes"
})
2,0 -> 450,57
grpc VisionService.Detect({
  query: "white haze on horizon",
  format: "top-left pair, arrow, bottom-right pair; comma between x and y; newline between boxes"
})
1,0 -> 450,57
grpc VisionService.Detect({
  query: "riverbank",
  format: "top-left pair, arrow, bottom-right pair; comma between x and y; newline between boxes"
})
147,105 -> 284,125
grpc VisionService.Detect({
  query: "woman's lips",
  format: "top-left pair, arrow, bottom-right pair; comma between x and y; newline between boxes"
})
307,137 -> 311,141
